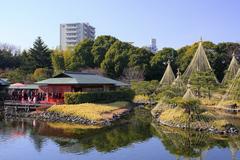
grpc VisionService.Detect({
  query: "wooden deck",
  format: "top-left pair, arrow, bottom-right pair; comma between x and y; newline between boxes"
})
3,100 -> 53,112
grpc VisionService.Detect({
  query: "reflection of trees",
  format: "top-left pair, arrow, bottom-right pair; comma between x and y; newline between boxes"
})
29,121 -> 46,152
0,119 -> 46,151
29,134 -> 45,152
228,137 -> 240,160
50,108 -> 153,153
78,123 -> 152,152
151,123 -> 230,159
0,113 -> 3,121
0,120 -> 28,136
3,109 -> 240,159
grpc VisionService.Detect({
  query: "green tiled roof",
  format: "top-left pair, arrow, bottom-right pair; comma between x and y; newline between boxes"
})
36,72 -> 128,86
0,78 -> 9,86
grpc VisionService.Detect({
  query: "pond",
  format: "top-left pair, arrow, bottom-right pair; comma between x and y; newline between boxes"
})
0,109 -> 240,160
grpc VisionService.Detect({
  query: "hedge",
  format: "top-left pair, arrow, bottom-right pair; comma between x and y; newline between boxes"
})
64,89 -> 135,104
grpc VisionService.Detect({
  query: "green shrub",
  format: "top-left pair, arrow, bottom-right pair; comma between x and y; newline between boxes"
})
64,88 -> 135,104
131,80 -> 158,96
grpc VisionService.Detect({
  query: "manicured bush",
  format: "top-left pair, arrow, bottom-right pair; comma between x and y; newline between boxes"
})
64,89 -> 135,104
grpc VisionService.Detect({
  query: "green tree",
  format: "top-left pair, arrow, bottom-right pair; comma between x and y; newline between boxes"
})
189,71 -> 217,99
131,80 -> 158,96
32,68 -> 52,81
101,41 -> 134,78
51,49 -> 65,75
91,35 -> 117,67
19,50 -> 35,72
2,68 -> 32,83
62,48 -> 73,70
214,42 -> 240,81
69,39 -> 94,71
177,41 -> 216,73
170,97 -> 201,129
146,48 -> 178,80
29,37 -> 52,71
128,48 -> 153,73
0,44 -> 21,69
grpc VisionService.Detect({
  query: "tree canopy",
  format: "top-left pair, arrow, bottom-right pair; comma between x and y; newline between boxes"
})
69,39 -> 94,71
101,40 -> 135,78
29,37 -> 52,71
51,49 -> 65,75
146,48 -> 178,80
189,70 -> 218,99
0,36 -> 240,84
91,35 -> 117,67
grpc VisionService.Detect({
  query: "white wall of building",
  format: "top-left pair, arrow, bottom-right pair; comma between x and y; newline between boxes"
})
60,23 -> 95,50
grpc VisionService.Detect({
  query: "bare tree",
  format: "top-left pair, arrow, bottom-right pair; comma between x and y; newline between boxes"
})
120,67 -> 145,83
0,43 -> 20,55
80,67 -> 104,76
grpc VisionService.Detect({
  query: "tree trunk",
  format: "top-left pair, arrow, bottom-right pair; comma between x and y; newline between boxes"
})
208,87 -> 211,100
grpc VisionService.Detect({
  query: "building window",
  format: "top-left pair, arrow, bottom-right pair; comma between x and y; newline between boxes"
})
66,28 -> 77,31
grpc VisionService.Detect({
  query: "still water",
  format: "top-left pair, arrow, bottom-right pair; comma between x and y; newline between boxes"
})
0,109 -> 240,160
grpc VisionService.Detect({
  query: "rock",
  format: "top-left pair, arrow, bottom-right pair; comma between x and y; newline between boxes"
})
226,127 -> 239,134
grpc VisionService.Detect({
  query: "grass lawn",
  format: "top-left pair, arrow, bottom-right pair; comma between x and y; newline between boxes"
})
47,101 -> 130,121
159,107 -> 189,124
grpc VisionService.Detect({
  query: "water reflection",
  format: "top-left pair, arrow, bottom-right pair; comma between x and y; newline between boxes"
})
151,123 -> 240,160
0,109 -> 240,160
52,108 -> 152,153
0,108 -> 153,154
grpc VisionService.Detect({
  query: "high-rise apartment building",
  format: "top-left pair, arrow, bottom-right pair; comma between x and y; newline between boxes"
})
143,38 -> 158,53
150,38 -> 157,53
60,23 -> 95,50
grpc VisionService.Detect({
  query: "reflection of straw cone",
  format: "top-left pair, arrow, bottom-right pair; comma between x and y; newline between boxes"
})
196,150 -> 207,160
229,142 -> 238,160
33,120 -> 36,127
201,150 -> 208,160
174,154 -> 180,160
21,120 -> 24,130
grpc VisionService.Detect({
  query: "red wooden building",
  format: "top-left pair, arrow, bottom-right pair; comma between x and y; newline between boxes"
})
35,71 -> 128,104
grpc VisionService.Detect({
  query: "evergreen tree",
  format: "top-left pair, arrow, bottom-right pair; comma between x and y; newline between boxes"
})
128,48 -> 153,73
101,41 -> 134,78
177,41 -> 216,74
0,44 -> 21,69
69,39 -> 94,71
19,50 -> 35,73
189,71 -> 217,99
29,37 -> 52,70
91,35 -> 117,67
146,48 -> 178,80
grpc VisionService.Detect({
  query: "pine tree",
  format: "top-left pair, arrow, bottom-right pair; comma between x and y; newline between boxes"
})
159,60 -> 175,85
189,70 -> 217,99
29,37 -> 52,70
222,52 -> 240,84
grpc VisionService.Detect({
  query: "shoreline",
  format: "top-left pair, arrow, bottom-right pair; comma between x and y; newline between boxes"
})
3,107 -> 132,127
153,118 -> 239,136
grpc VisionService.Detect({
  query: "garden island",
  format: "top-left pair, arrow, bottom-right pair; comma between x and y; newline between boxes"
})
152,40 -> 240,135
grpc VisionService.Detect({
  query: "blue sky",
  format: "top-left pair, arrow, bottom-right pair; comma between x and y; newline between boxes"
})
0,0 -> 240,50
